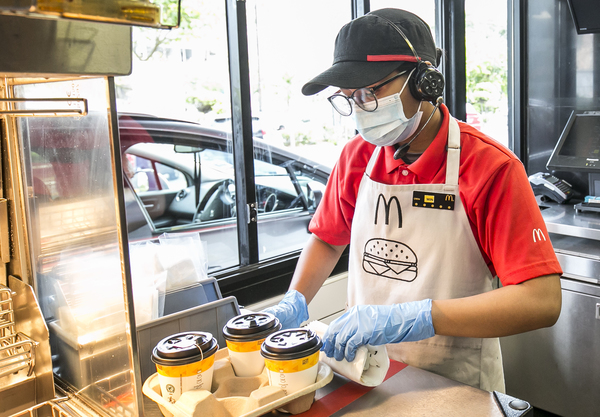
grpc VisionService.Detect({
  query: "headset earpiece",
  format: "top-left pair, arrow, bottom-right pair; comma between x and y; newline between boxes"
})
410,60 -> 445,103
372,13 -> 445,103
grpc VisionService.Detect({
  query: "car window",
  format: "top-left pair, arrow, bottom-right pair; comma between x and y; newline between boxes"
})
125,153 -> 187,193
156,162 -> 188,190
120,116 -> 330,272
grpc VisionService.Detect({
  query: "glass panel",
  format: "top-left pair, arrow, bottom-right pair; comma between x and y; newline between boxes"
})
465,0 -> 509,146
156,161 -> 188,190
253,145 -> 329,260
246,0 -> 355,168
119,115 -> 239,273
115,0 -> 231,123
248,0 -> 351,261
115,1 -> 237,273
14,78 -> 137,414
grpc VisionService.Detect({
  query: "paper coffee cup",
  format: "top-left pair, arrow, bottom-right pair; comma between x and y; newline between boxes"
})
151,331 -> 218,403
260,328 -> 322,396
222,312 -> 281,377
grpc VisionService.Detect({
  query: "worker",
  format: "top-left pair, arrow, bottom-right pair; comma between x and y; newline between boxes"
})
264,8 -> 562,392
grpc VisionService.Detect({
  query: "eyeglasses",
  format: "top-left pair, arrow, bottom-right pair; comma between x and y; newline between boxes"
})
327,71 -> 407,116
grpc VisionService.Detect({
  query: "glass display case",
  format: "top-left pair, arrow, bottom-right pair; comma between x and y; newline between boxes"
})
0,14 -> 144,417
0,14 -> 242,417
16,77 -> 139,415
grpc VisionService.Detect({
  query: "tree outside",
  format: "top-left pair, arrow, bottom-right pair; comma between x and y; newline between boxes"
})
465,1 -> 508,146
115,1 -> 509,163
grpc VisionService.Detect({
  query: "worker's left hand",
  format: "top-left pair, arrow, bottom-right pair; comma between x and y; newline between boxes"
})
262,289 -> 309,330
321,299 -> 435,362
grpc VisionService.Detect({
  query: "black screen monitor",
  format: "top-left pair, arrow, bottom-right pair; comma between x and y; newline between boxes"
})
547,110 -> 600,173
567,0 -> 600,34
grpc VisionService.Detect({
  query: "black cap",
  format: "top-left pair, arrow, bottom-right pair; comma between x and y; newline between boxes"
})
302,8 -> 439,96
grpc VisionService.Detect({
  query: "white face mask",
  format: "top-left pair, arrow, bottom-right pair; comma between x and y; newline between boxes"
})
353,69 -> 423,147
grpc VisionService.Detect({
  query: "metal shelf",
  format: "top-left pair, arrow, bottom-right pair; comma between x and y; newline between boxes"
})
539,202 -> 600,241
0,0 -> 181,29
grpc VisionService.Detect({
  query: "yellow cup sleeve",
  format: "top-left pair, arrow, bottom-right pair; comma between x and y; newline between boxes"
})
226,338 -> 265,353
264,351 -> 319,373
156,355 -> 215,378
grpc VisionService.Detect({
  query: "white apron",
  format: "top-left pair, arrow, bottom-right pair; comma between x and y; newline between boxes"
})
347,117 -> 505,392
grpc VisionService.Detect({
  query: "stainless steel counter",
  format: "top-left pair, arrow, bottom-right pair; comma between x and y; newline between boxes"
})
539,200 -> 600,284
501,200 -> 600,417
539,201 -> 600,241
141,361 -> 528,416
267,362 -> 525,417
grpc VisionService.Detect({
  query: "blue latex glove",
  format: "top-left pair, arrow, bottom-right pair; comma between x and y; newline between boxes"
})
262,289 -> 309,330
322,299 -> 435,362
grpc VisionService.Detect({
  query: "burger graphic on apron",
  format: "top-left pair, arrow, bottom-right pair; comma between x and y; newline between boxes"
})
362,238 -> 418,282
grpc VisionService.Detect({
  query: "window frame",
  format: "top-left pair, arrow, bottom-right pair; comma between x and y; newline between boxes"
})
198,0 -> 470,304
120,113 -> 331,279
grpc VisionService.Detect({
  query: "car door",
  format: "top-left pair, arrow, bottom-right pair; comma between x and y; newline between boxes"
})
124,153 -> 189,228
119,115 -> 330,273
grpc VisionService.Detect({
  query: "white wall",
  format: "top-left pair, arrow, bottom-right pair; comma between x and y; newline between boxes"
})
244,272 -> 348,325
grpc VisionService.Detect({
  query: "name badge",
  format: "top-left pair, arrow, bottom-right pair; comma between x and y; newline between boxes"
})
412,191 -> 455,210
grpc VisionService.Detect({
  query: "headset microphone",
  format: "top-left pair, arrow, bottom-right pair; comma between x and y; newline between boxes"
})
366,14 -> 445,160
393,96 -> 444,160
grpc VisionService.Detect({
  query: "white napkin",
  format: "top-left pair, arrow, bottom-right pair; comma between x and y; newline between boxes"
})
307,321 -> 390,387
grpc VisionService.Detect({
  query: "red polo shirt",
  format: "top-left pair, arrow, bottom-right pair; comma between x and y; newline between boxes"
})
309,104 -> 562,286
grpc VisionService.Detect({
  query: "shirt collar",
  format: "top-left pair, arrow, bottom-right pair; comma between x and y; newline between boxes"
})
381,104 -> 451,181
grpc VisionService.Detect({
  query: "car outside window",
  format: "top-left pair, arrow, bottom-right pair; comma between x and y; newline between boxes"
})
126,155 -> 188,193
120,115 -> 331,273
156,162 -> 188,190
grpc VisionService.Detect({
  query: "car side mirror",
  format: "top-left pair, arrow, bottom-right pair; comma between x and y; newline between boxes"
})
306,182 -> 323,214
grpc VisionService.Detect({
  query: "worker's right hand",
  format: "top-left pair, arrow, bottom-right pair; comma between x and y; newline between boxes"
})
262,289 -> 309,329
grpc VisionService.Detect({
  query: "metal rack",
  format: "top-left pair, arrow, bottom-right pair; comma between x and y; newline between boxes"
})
0,284 -> 42,417
0,332 -> 38,379
78,370 -> 136,417
8,384 -> 120,417
0,285 -> 37,378
9,399 -> 72,417
0,286 -> 15,337
0,277 -> 57,417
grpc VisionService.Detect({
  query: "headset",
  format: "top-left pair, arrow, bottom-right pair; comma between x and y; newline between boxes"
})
372,14 -> 445,103
369,13 -> 446,160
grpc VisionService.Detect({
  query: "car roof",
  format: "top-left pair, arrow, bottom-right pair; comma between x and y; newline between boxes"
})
118,112 -> 332,176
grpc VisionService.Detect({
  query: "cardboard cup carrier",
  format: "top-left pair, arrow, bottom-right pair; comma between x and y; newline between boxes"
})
260,328 -> 322,396
222,312 -> 281,377
151,331 -> 218,403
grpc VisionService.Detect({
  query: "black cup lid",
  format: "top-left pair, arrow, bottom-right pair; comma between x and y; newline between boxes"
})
223,312 -> 280,340
153,331 -> 218,362
224,313 -> 278,335
261,328 -> 322,360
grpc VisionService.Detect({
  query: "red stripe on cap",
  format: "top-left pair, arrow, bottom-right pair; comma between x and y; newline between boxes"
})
294,360 -> 408,417
367,55 -> 419,62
